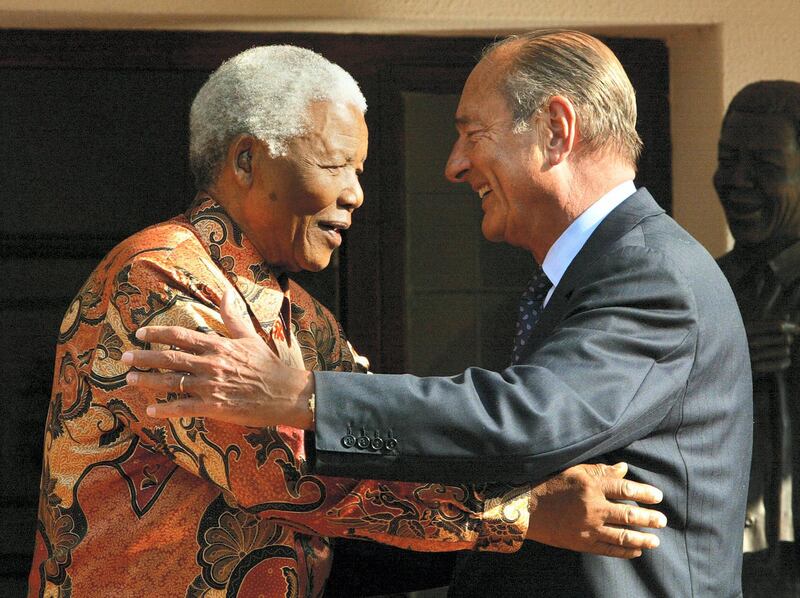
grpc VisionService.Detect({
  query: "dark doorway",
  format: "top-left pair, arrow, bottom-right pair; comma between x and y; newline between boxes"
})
0,29 -> 670,596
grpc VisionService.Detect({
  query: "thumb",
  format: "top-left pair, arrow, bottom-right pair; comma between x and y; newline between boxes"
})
600,462 -> 628,479
221,287 -> 260,339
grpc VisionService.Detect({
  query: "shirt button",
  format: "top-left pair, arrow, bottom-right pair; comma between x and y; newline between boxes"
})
341,434 -> 356,448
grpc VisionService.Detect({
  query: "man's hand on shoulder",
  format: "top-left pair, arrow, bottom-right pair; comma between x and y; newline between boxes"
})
526,462 -> 666,559
122,288 -> 315,429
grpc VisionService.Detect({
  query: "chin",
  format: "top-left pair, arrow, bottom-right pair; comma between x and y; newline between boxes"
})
298,254 -> 333,272
302,263 -> 328,273
731,226 -> 770,248
481,220 -> 505,243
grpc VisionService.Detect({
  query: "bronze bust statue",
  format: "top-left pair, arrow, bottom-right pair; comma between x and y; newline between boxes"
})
715,80 -> 800,596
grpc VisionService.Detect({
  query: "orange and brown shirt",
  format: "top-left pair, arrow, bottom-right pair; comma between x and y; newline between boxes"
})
28,197 -> 531,597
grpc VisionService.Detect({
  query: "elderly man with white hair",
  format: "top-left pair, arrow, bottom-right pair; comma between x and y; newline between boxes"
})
28,45 -> 665,597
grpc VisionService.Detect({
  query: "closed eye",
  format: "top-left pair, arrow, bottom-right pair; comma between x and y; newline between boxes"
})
323,164 -> 364,177
465,129 -> 487,143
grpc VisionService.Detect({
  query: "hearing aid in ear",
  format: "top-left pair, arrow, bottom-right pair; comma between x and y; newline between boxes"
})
237,148 -> 252,171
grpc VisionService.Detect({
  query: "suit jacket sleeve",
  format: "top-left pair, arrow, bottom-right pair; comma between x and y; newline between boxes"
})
99,252 -> 530,552
311,245 -> 699,483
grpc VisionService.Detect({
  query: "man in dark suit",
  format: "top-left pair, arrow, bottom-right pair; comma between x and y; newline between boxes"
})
128,30 -> 752,596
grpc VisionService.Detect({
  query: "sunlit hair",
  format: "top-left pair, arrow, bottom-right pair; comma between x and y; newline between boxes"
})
725,80 -> 800,141
189,45 -> 367,190
484,30 -> 643,167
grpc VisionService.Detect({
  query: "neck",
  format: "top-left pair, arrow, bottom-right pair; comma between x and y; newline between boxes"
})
530,156 -> 634,263
564,155 -> 635,217
204,176 -> 287,268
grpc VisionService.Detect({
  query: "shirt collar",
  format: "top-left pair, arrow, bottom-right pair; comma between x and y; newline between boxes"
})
541,180 -> 636,296
184,193 -> 290,331
185,193 -> 284,287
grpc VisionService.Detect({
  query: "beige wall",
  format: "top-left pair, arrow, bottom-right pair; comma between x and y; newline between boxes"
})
2,0 -> 798,256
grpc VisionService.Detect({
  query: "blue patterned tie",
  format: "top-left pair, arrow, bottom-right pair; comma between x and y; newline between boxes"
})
511,266 -> 553,364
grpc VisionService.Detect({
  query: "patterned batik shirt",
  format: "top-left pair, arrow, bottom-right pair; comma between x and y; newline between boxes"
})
28,196 -> 531,598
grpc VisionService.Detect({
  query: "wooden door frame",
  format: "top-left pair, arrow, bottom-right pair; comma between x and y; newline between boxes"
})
0,29 -> 670,590
0,29 -> 670,374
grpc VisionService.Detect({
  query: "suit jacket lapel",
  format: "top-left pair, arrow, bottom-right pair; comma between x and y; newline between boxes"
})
518,188 -> 665,357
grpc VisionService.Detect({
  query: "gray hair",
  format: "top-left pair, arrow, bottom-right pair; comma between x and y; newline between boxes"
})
485,30 -> 643,167
189,45 -> 367,190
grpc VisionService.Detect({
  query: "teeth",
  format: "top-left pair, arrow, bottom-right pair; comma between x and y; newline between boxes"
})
478,185 -> 491,199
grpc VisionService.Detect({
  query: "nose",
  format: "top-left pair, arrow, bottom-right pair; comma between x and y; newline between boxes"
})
445,138 -> 470,183
338,176 -> 364,211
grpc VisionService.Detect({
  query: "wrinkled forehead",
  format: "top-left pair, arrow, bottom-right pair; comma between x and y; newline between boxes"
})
721,111 -> 799,151
296,100 -> 368,155
456,56 -> 511,123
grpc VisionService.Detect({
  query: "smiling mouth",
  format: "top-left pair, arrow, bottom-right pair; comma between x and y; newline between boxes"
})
724,192 -> 764,219
318,222 -> 349,247
319,221 -> 349,233
726,204 -> 761,219
478,185 -> 492,199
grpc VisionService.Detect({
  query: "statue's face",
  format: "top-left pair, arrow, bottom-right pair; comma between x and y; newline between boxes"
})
714,110 -> 800,247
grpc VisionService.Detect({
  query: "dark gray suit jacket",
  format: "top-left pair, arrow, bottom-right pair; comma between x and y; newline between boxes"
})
311,189 -> 752,596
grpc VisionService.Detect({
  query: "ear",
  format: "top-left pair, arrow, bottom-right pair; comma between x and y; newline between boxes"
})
230,135 -> 255,187
542,96 -> 577,166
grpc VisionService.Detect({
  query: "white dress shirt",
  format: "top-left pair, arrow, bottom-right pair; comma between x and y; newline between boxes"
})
541,180 -> 637,306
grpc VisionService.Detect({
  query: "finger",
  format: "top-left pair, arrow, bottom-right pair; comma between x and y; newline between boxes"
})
127,370 -> 197,393
752,359 -> 791,374
746,320 -> 799,335
604,461 -> 628,478
122,349 -> 206,374
134,325 -> 223,353
221,287 -> 260,339
745,322 -> 774,335
781,321 -> 800,334
748,336 -> 793,350
600,477 -> 663,504
597,525 -> 661,550
750,346 -> 792,360
594,544 -> 642,559
581,461 -> 627,480
751,354 -> 792,373
146,399 -> 215,419
605,503 -> 667,529
753,321 -> 800,335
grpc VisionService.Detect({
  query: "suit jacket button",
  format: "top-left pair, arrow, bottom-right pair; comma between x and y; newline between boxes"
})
371,436 -> 384,450
341,435 -> 356,448
385,438 -> 398,451
356,435 -> 370,449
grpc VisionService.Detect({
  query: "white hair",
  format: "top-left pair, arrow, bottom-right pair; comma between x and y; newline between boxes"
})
189,45 -> 367,190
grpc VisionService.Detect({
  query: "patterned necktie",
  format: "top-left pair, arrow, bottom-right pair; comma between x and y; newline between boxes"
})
511,266 -> 553,364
